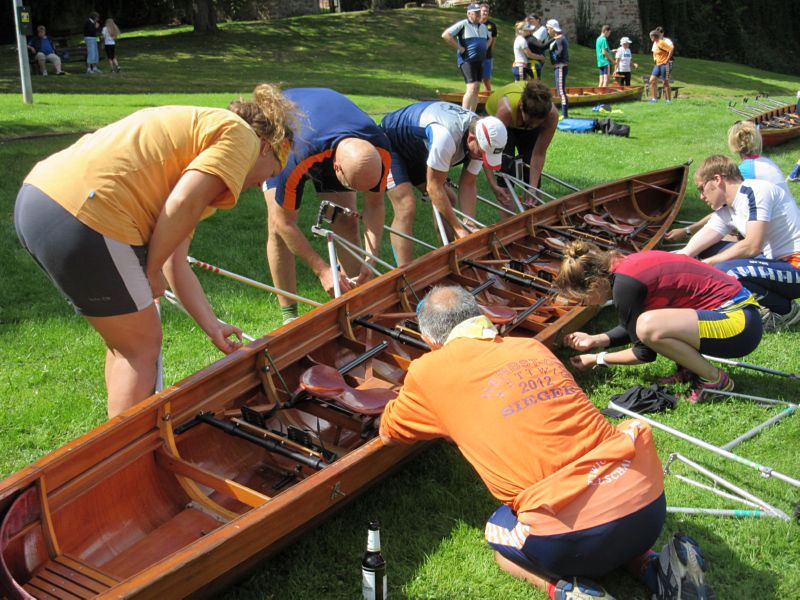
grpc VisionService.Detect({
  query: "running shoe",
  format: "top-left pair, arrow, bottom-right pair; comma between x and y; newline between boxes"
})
685,369 -> 733,404
554,577 -> 615,600
653,533 -> 715,599
658,365 -> 695,386
760,301 -> 800,331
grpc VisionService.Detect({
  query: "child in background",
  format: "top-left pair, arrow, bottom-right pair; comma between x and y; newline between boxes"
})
613,37 -> 637,86
102,18 -> 121,73
546,19 -> 569,118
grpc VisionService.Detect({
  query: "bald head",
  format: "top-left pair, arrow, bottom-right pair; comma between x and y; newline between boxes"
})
333,138 -> 383,191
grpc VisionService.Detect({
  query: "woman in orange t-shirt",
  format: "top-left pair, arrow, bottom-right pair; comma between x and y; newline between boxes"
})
15,84 -> 296,418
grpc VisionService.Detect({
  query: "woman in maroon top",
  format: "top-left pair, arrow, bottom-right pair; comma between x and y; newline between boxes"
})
556,242 -> 763,401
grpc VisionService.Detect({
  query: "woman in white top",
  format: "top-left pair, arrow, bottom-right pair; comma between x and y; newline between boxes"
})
512,21 -> 541,81
101,18 -> 120,72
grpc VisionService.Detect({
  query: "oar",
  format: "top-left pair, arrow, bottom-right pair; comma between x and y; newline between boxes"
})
188,256 -> 321,307
163,290 -> 256,342
702,355 -> 800,380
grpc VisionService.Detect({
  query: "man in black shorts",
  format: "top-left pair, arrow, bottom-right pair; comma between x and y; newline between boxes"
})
442,3 -> 489,112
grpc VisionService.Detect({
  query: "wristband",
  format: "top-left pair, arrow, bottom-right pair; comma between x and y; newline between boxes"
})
685,227 -> 692,236
594,351 -> 608,368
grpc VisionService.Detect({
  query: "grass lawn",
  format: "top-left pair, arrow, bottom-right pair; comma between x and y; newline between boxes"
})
1,7 -> 799,599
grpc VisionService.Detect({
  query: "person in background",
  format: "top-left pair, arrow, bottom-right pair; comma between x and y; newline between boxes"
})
512,21 -> 539,82
546,19 -> 569,118
677,155 -> 800,331
101,18 -> 121,73
613,37 -> 637,86
27,25 -> 65,76
787,159 -> 800,182
526,12 -> 549,81
15,84 -> 297,418
653,26 -> 675,79
442,3 -> 489,112
485,80 -> 558,205
380,102 -> 506,265
648,29 -> 672,103
595,25 -> 614,87
262,88 -> 391,322
380,285 -> 716,600
558,243 -> 763,402
480,3 -> 498,94
84,11 -> 101,74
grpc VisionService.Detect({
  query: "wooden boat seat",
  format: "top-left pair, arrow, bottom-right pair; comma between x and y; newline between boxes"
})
583,213 -> 635,235
299,366 -> 397,416
24,555 -> 118,599
480,304 -> 516,325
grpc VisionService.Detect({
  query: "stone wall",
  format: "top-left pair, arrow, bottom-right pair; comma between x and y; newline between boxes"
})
528,0 -> 643,49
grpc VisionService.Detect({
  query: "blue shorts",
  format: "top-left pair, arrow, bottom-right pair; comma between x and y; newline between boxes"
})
651,64 -> 668,80
384,136 -> 428,189
486,493 -> 666,579
598,65 -> 610,75
482,58 -> 493,80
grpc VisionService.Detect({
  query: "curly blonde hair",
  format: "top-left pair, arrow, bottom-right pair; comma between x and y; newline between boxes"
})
555,240 -> 621,301
228,83 -> 298,151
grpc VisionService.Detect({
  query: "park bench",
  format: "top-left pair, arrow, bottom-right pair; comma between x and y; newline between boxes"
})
641,75 -> 683,99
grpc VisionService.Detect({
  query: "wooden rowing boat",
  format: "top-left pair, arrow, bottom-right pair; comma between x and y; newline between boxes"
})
0,165 -> 686,599
437,86 -> 644,112
746,102 -> 800,146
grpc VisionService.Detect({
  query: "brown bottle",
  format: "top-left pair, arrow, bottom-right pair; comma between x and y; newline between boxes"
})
361,520 -> 387,599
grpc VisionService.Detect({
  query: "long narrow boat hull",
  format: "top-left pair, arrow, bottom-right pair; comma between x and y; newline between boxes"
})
748,102 -> 800,146
437,86 -> 644,112
0,165 -> 686,599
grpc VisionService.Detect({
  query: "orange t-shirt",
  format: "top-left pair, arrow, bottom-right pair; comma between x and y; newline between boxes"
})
653,39 -> 672,65
24,106 -> 260,245
380,333 -> 664,534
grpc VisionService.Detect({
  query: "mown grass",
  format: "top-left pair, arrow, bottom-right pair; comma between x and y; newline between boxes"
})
0,7 -> 799,600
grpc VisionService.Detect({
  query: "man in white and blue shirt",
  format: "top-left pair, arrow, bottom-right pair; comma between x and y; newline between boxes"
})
442,3 -> 489,112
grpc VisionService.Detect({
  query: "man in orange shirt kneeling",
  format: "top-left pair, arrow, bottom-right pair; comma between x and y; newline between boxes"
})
380,286 -> 714,600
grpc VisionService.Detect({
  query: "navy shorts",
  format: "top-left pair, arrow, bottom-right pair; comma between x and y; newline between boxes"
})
383,135 -> 429,189
460,61 -> 483,84
598,65 -> 610,75
486,493 -> 666,579
14,184 -> 153,317
482,58 -> 493,80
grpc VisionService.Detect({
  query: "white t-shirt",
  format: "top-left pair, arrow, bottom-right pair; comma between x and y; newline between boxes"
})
615,47 -> 632,72
704,178 -> 800,259
102,27 -> 116,46
513,35 -> 530,64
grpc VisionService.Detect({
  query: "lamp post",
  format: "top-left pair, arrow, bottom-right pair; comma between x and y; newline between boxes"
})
13,0 -> 34,103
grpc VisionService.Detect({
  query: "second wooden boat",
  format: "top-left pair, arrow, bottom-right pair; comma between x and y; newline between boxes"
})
748,101 -> 800,146
437,85 -> 644,112
0,165 -> 686,599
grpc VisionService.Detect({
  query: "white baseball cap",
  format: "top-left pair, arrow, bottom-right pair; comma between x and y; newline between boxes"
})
546,19 -> 562,32
475,116 -> 507,170
620,36 -> 632,45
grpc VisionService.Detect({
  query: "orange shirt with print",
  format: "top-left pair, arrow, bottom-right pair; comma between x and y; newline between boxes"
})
25,106 -> 260,245
380,335 -> 664,534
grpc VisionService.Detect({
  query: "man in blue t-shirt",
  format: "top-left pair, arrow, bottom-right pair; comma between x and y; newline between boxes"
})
442,3 -> 489,112
27,26 -> 65,75
262,88 -> 392,321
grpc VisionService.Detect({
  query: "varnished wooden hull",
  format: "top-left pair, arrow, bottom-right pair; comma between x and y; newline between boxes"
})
437,86 -> 644,111
748,102 -> 800,147
0,165 -> 686,599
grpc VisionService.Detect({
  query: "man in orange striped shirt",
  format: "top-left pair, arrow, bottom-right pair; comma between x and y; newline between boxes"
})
380,286 -> 714,600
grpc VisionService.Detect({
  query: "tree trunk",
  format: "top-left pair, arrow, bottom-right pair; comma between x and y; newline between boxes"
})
192,0 -> 218,33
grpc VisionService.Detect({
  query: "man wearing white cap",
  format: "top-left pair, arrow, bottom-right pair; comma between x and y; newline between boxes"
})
380,101 -> 507,265
613,37 -> 638,86
442,3 -> 490,112
546,19 -> 570,118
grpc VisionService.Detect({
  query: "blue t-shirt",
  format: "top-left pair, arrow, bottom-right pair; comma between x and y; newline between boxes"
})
264,88 -> 391,210
549,36 -> 569,66
446,19 -> 489,65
